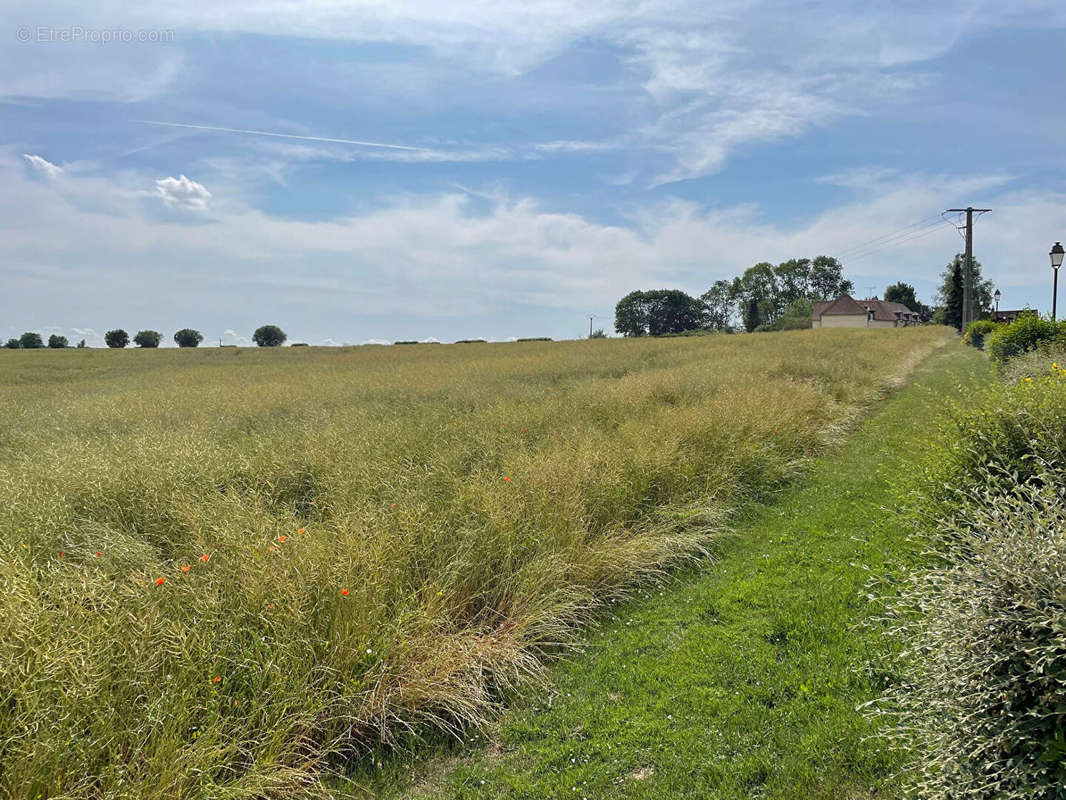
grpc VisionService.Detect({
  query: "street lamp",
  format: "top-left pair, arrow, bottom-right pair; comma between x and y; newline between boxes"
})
994,289 -> 1001,318
1052,242 -> 1064,322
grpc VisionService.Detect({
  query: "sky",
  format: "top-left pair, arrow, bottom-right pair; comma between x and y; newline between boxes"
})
2,1 -> 1066,346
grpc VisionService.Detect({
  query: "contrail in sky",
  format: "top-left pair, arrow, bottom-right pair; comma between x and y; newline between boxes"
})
133,120 -> 430,151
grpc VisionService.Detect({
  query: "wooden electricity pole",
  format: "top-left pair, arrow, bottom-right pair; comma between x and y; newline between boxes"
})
946,207 -> 991,329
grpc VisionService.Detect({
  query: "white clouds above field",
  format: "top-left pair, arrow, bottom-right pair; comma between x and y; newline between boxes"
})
0,146 -> 1058,344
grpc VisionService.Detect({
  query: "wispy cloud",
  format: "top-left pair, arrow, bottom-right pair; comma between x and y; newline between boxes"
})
135,120 -> 430,152
23,154 -> 63,179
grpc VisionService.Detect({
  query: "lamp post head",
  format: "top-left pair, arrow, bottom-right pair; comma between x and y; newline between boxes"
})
994,289 -> 1001,302
1052,242 -> 1065,270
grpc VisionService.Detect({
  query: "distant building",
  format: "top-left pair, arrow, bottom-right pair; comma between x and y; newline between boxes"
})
812,294 -> 921,329
991,309 -> 1028,323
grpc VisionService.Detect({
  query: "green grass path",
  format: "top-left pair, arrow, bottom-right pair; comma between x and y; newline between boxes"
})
368,342 -> 991,800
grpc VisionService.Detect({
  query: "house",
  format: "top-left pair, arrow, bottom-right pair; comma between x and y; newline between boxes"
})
811,294 -> 921,329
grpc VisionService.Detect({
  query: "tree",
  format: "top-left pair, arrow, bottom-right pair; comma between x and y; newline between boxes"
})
76,339 -> 87,349
743,296 -> 762,333
774,258 -> 812,308
884,281 -> 933,322
173,328 -> 203,348
133,330 -> 162,348
934,254 -> 993,332
645,290 -> 706,335
47,334 -> 68,348
589,328 -> 607,339
808,256 -> 854,300
19,332 -> 43,349
104,329 -> 129,349
253,325 -> 287,347
4,338 -> 20,349
615,291 -> 652,337
700,280 -> 734,331
732,262 -> 781,324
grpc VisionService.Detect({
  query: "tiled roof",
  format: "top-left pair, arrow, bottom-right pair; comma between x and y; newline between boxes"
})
819,294 -> 867,316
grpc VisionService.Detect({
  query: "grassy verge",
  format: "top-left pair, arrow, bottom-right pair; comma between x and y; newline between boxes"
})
368,341 -> 993,799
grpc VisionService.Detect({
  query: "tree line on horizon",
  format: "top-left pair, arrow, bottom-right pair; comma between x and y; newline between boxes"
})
4,325 -> 289,350
613,253 -> 994,336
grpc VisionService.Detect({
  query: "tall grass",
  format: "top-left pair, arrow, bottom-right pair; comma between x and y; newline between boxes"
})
0,329 -> 948,798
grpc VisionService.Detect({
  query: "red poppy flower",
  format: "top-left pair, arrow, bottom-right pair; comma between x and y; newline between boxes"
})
265,604 -> 275,610
95,551 -> 102,558
504,476 -> 511,482
278,535 -> 287,542
58,551 -> 64,558
155,577 -> 165,586
390,503 -> 396,508
180,564 -> 191,572
212,675 -> 221,683
200,553 -> 210,563
341,589 -> 350,596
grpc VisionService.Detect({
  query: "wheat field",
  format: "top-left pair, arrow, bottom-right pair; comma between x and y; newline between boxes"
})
0,328 -> 948,798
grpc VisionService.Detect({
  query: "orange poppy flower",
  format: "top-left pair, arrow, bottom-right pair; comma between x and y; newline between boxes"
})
200,553 -> 210,563
297,528 -> 306,534
269,545 -> 276,552
278,535 -> 287,542
155,577 -> 165,586
265,604 -> 275,610
180,564 -> 191,572
212,676 -> 221,683
341,589 -> 350,596
390,503 -> 396,508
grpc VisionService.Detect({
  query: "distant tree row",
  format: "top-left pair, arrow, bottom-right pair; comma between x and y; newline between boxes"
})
615,255 -> 854,336
5,325 -> 288,349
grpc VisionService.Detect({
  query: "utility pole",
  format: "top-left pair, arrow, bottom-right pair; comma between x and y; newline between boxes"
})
588,315 -> 594,338
945,207 -> 991,329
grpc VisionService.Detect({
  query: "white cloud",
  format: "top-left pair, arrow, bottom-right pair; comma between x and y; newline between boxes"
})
23,154 -> 63,180
361,338 -> 390,345
154,174 -> 212,211
419,336 -> 441,343
0,149 -> 1061,340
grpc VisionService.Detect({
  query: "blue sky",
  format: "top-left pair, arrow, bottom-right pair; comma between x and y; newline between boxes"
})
3,1 -> 1065,345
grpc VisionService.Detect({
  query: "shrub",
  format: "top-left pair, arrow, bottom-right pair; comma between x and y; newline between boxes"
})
104,329 -> 129,349
173,328 -> 203,348
289,342 -> 309,347
252,325 -> 287,347
76,339 -> 86,349
455,338 -> 487,343
962,319 -> 997,349
986,314 -> 1066,363
4,338 -> 20,349
133,330 -> 162,348
516,337 -> 553,342
47,334 -> 69,349
19,332 -> 43,349
879,472 -> 1066,800
393,340 -> 419,345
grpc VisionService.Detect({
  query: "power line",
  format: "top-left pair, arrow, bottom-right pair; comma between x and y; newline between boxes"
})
835,214 -> 944,259
840,219 -> 953,263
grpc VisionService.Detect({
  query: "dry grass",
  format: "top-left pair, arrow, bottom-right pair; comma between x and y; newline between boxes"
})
0,328 -> 949,798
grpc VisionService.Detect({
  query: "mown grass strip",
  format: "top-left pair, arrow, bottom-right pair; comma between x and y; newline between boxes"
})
367,342 -> 994,799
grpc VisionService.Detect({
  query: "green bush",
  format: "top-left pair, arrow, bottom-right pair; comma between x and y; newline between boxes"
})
986,314 -> 1066,363
104,329 -> 129,349
962,319 -> 997,349
19,332 -> 43,349
133,330 -> 162,348
875,368 -> 1066,798
879,472 -> 1066,800
47,334 -> 68,349
173,328 -> 203,348
4,338 -> 20,349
